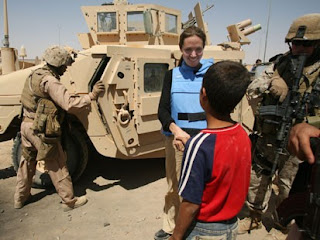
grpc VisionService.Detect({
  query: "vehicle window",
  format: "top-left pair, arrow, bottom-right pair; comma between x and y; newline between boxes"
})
97,12 -> 117,32
165,14 -> 177,33
144,63 -> 169,93
127,12 -> 145,31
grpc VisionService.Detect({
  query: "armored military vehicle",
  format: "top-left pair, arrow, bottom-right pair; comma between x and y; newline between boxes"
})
0,0 -> 260,186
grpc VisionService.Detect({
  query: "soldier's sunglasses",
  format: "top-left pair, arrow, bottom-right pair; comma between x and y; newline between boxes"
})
292,40 -> 314,47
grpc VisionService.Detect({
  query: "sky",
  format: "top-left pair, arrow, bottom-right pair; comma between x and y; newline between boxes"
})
0,0 -> 319,64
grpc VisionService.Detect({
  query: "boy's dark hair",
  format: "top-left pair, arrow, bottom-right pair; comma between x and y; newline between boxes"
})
202,60 -> 250,116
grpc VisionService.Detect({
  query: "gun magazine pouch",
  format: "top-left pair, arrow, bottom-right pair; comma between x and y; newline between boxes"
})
33,98 -> 62,138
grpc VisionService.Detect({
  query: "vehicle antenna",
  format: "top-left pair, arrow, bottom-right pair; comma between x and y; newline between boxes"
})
3,0 -> 9,47
263,0 -> 272,62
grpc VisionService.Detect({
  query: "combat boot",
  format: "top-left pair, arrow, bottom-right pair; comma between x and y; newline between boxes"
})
14,201 -> 24,209
262,228 -> 288,240
14,194 -> 32,209
238,212 -> 262,234
63,196 -> 88,212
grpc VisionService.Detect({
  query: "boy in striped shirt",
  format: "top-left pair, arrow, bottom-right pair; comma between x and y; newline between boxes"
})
169,61 -> 252,240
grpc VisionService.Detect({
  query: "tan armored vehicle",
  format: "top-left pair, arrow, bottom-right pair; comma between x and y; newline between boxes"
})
0,0 -> 260,186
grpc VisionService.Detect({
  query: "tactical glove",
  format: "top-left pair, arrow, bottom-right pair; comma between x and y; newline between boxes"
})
269,71 -> 288,102
90,80 -> 105,100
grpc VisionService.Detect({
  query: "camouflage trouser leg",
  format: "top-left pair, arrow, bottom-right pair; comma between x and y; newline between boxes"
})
276,155 -> 300,208
162,135 -> 183,234
45,143 -> 76,206
246,155 -> 300,215
14,147 -> 37,204
246,166 -> 273,214
246,133 -> 301,215
15,121 -> 76,206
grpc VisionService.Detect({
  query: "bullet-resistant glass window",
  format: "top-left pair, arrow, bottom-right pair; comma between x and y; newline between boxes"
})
144,63 -> 169,93
165,14 -> 177,33
127,12 -> 145,31
97,12 -> 117,32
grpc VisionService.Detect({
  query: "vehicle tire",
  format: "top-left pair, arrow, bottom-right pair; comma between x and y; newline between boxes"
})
62,126 -> 89,182
12,127 -> 89,188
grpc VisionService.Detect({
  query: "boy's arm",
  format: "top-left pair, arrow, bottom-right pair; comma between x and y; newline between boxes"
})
169,200 -> 200,240
169,122 -> 191,151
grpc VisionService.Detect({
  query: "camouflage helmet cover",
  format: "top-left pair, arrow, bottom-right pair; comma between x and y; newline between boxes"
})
43,45 -> 72,67
285,13 -> 320,42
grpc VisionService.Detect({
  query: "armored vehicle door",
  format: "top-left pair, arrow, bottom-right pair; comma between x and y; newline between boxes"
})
96,46 -> 174,158
135,59 -> 173,134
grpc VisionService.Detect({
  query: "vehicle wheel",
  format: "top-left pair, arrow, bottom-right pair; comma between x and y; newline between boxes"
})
12,127 -> 88,188
62,126 -> 89,182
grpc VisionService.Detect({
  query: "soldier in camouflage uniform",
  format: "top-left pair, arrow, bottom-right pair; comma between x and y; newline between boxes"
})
239,13 -> 320,240
14,46 -> 105,211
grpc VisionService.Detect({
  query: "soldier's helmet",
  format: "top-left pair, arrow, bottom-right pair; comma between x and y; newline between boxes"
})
43,45 -> 73,67
285,13 -> 320,42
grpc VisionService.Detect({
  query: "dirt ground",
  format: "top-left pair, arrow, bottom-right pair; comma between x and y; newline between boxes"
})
0,139 -> 275,240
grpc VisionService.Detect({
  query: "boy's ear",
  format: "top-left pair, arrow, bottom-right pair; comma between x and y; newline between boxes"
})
200,87 -> 207,98
200,87 -> 208,109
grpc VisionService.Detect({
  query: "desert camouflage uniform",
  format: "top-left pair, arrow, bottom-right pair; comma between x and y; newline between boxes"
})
14,71 -> 92,207
241,13 -> 320,240
247,135 -> 300,214
247,59 -> 301,216
244,54 -> 320,233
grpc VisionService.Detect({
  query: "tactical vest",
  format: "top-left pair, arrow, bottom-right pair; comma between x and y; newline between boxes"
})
256,56 -> 320,135
20,67 -> 52,112
170,58 -> 213,133
20,66 -> 64,138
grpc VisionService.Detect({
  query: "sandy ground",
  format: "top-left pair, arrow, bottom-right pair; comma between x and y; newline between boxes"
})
0,139 -> 274,240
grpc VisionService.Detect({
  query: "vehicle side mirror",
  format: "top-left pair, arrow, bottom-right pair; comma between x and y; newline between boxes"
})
143,10 -> 153,35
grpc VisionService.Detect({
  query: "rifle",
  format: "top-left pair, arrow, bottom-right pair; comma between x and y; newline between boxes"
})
302,137 -> 320,239
274,63 -> 320,238
277,137 -> 320,240
258,54 -> 308,177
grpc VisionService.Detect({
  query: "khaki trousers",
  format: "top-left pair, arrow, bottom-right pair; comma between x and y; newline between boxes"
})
246,136 -> 300,214
14,121 -> 76,206
247,155 -> 300,213
162,135 -> 184,234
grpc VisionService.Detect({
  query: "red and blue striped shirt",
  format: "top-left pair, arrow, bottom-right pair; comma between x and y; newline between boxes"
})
179,123 -> 251,222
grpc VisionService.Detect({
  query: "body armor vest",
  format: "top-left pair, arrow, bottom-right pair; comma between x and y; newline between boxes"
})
21,66 -> 56,112
20,66 -> 64,138
256,56 -> 320,135
171,58 -> 213,129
